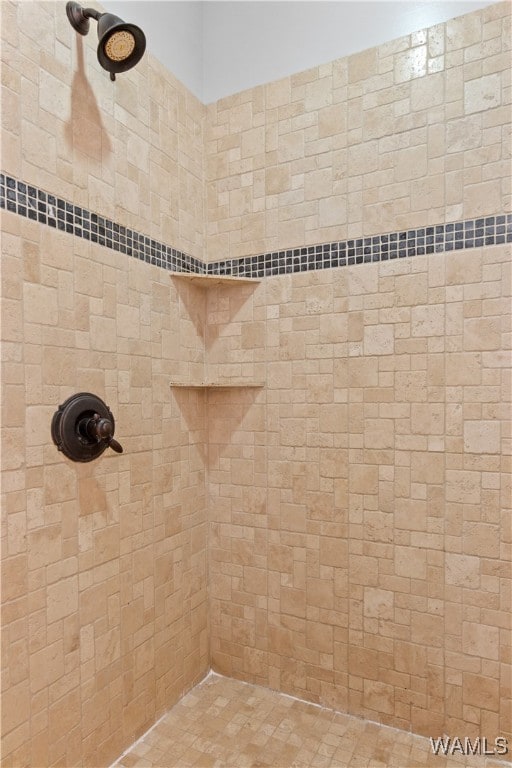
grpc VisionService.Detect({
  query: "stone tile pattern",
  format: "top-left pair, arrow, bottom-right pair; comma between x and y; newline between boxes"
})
1,205 -> 210,766
205,3 -> 511,262
0,0 -> 209,765
206,215 -> 512,277
1,209 -> 209,767
2,174 -> 510,280
1,174 -> 205,274
204,4 -> 512,743
1,0 -> 511,766
115,673 -> 512,767
0,0 -> 205,260
207,244 -> 511,744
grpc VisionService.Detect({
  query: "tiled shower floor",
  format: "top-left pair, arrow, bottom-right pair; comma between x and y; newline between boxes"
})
114,673 -> 510,768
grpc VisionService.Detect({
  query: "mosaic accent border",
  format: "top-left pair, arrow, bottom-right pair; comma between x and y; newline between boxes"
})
2,173 -> 511,279
209,216 -> 512,277
0,173 -> 205,274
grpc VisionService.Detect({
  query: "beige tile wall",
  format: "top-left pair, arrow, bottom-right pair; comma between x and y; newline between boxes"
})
1,2 -> 208,766
205,2 -> 511,262
204,0 -> 511,746
1,211 -> 209,767
1,0 -> 511,764
207,244 -> 511,743
1,0 -> 205,257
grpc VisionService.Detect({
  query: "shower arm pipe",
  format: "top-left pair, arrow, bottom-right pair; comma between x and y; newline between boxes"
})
66,2 -> 101,36
82,8 -> 101,21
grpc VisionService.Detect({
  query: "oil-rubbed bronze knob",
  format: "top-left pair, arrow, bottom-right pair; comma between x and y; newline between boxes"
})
79,413 -> 124,454
95,417 -> 113,440
51,393 -> 123,462
95,417 -> 124,452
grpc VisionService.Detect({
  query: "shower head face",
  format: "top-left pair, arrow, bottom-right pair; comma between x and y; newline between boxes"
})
104,29 -> 136,62
96,13 -> 146,75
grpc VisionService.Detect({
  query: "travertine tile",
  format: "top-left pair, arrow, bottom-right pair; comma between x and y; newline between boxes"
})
2,1 -> 511,766
114,675 -> 512,768
2,158 -> 208,768
208,246 -> 510,747
205,4 -> 510,260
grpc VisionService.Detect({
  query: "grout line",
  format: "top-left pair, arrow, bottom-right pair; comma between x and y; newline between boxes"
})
113,670 -> 512,768
108,669 -> 216,768
108,710 -> 171,768
194,672 -> 512,767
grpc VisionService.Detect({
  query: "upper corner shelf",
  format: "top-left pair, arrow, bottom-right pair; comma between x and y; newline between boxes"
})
171,273 -> 261,288
170,381 -> 264,389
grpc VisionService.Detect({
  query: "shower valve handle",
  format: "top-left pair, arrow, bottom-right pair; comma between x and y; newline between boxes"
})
52,393 -> 123,462
87,414 -> 124,453
108,437 -> 123,453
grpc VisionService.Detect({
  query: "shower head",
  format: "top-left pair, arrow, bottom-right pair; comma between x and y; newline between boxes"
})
66,2 -> 146,81
96,12 -> 146,79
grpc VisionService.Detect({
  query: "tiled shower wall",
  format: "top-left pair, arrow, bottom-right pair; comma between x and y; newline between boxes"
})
207,244 -> 511,741
205,3 -> 510,261
205,0 -> 511,747
1,2 -> 208,766
1,1 -> 511,766
1,2 -> 205,254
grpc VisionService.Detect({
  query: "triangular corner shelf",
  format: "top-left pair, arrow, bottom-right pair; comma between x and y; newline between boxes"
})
170,380 -> 264,389
170,273 -> 261,289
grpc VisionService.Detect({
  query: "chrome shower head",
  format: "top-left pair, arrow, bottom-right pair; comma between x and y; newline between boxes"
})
66,2 -> 146,81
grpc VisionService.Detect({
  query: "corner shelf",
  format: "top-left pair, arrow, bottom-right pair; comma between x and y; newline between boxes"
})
170,381 -> 264,389
170,272 -> 264,390
171,273 -> 261,288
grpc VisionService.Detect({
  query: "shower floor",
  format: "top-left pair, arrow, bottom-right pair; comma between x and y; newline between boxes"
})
114,673 -> 509,768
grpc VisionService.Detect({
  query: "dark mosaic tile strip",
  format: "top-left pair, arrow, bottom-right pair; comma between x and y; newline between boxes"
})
207,215 -> 512,278
2,173 -> 511,280
0,173 -> 205,275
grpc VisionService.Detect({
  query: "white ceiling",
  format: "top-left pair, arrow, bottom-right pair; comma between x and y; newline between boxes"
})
107,1 -> 496,103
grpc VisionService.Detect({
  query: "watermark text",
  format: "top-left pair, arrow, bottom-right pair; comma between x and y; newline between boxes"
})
430,736 -> 509,756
